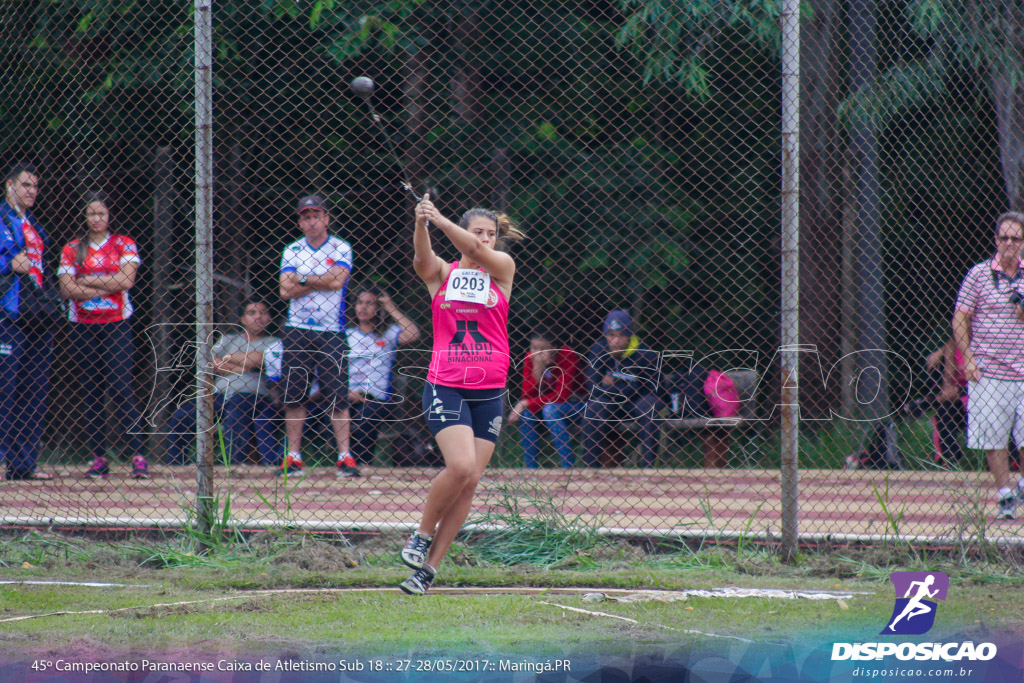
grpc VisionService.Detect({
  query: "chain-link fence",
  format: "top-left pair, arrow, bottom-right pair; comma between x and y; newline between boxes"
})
1,0 -> 1021,555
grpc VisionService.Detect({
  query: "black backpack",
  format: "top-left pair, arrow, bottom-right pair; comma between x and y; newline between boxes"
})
853,422 -> 905,470
661,362 -> 711,418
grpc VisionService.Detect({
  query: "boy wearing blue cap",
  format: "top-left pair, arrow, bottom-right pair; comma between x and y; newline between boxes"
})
581,309 -> 662,467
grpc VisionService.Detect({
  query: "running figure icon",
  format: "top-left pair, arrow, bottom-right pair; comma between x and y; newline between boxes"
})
887,574 -> 938,632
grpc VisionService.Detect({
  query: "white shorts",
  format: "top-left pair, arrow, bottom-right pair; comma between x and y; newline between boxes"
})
967,376 -> 1024,450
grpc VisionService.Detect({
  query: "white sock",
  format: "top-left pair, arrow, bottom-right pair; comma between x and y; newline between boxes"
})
997,486 -> 1013,501
337,451 -> 351,463
288,451 -> 302,462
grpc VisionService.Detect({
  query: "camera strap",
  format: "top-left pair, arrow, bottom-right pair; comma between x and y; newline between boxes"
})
991,268 -> 1022,293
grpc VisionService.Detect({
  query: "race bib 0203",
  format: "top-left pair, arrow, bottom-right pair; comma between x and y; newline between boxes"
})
445,269 -> 491,305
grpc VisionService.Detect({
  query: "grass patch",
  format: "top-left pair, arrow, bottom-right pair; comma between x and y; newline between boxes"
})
1,557 -> 1019,659
464,476 -> 612,568
2,459 -> 1022,662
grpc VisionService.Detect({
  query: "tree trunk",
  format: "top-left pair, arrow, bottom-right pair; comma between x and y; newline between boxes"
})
451,3 -> 483,129
451,2 -> 485,189
218,142 -> 250,320
849,0 -> 896,464
799,0 -> 843,422
403,45 -> 431,196
374,41 -> 433,282
989,60 -> 1024,211
490,147 -> 510,212
146,146 -> 175,463
840,158 -> 858,416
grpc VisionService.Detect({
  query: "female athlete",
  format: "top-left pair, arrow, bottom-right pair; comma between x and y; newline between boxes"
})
399,194 -> 523,595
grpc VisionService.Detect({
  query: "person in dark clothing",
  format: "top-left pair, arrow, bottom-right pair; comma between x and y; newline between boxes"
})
0,162 -> 54,481
580,309 -> 661,467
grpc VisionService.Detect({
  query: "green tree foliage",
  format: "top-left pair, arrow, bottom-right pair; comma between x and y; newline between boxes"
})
838,0 -> 1024,209
2,0 -> 782,358
614,0 -> 782,96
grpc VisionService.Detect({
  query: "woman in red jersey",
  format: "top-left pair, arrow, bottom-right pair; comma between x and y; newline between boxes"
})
399,195 -> 523,595
58,191 -> 147,479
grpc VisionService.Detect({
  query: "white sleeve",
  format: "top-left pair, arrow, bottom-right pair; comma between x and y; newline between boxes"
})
211,334 -> 230,358
119,237 -> 141,264
262,338 -> 284,379
281,246 -> 298,273
386,323 -> 402,349
332,240 -> 353,271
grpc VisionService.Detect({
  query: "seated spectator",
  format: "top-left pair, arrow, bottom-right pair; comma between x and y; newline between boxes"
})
507,328 -> 585,468
167,300 -> 281,465
345,287 -> 419,470
581,309 -> 661,467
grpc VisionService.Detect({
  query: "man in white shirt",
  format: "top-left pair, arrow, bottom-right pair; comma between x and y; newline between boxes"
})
278,195 -> 355,477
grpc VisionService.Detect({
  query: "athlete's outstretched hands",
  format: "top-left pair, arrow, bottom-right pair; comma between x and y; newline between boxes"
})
415,194 -> 451,229
413,192 -> 430,225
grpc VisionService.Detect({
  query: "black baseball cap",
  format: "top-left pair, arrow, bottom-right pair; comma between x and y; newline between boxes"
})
297,195 -> 327,213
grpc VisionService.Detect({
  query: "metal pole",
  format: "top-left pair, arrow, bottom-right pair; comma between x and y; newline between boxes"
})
780,0 -> 801,563
194,0 -> 215,540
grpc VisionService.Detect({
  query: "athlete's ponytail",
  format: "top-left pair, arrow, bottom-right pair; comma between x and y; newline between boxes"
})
495,213 -> 525,249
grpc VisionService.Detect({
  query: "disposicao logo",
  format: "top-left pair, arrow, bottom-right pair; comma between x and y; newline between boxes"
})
831,570 -> 998,662
882,571 -> 948,636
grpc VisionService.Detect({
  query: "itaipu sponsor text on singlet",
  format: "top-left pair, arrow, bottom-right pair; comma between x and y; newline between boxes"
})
426,262 -> 510,389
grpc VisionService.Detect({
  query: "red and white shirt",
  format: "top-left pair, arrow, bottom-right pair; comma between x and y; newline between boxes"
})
58,234 -> 140,323
18,217 -> 45,286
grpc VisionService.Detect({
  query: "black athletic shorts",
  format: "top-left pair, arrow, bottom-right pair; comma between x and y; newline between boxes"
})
421,382 -> 505,443
280,326 -> 350,410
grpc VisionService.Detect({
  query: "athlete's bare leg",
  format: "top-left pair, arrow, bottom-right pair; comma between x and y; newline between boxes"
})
986,448 -> 1011,491
416,426 -> 494,567
426,437 -> 495,568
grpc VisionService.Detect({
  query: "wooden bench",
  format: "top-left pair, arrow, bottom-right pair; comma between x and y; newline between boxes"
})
602,369 -> 760,468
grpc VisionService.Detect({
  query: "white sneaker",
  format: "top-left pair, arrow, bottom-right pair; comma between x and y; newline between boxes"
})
401,532 -> 432,570
997,495 -> 1016,520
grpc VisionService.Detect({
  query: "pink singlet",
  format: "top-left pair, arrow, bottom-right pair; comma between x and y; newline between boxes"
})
426,262 -> 510,389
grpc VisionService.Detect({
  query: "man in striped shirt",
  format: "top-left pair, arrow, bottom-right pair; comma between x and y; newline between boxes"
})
953,211 -> 1024,519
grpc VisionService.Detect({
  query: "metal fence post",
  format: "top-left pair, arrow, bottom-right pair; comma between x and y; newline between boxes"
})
194,0 -> 215,539
780,0 -> 802,563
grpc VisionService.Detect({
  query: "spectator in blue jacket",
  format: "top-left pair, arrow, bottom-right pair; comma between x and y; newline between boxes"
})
580,309 -> 661,468
0,162 -> 54,480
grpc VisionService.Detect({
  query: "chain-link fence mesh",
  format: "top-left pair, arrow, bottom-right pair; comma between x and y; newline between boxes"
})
0,0 -> 1021,554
